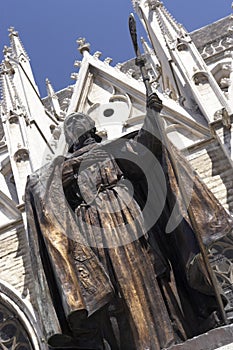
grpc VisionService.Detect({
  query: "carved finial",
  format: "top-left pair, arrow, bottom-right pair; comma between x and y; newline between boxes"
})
126,69 -> 135,78
74,60 -> 82,68
93,51 -> 102,59
131,0 -> 138,10
141,37 -> 154,56
8,27 -> 18,37
115,63 -> 123,71
70,73 -> 79,80
46,78 -> 57,98
214,107 -> 231,127
8,27 -> 30,61
46,78 -> 62,118
104,57 -> 113,65
2,58 -> 15,75
164,88 -> 173,98
151,1 -> 187,44
62,98 -> 70,108
132,0 -> 153,10
45,78 -> 52,92
76,37 -> 90,55
3,46 -> 12,56
147,0 -> 162,9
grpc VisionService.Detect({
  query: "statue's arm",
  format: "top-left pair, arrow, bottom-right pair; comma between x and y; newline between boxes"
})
136,92 -> 164,158
108,94 -> 164,180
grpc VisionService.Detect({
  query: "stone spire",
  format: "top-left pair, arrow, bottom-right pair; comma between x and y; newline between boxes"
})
0,28 -> 59,202
1,27 -> 52,139
132,0 -> 163,11
46,78 -> 62,118
77,37 -> 90,56
0,63 -> 32,202
8,27 -> 38,91
141,37 -> 162,90
149,1 -> 187,44
134,0 -> 233,124
1,64 -> 19,115
8,27 -> 29,58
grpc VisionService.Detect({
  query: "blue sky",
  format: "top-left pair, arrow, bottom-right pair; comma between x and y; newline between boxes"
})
0,0 -> 232,97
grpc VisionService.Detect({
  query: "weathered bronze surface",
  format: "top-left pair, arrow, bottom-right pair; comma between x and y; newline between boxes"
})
25,111 -> 233,349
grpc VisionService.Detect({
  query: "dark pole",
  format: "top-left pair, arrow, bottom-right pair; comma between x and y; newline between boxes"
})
128,13 -> 228,325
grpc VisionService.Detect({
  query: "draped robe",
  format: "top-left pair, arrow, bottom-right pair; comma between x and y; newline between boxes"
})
25,110 -> 233,349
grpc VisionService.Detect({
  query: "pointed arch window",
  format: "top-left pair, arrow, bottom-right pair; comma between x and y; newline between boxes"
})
0,303 -> 33,349
0,282 -> 41,350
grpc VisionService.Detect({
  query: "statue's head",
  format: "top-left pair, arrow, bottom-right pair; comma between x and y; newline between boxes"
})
64,112 -> 101,150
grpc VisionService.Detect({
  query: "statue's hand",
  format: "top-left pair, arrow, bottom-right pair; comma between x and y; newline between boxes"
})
146,92 -> 163,113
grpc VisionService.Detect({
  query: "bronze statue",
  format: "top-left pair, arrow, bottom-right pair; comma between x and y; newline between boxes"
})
20,13 -> 233,349
25,91 -> 232,349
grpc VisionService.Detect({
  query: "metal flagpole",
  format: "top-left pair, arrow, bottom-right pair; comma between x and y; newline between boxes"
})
128,13 -> 228,325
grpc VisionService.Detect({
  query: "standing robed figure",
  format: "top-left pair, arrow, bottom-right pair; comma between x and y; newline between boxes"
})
25,93 -> 232,349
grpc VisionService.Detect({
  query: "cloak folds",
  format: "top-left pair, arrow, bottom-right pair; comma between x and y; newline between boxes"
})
159,145 -> 233,293
26,147 -> 179,350
25,156 -> 114,339
25,111 -> 233,349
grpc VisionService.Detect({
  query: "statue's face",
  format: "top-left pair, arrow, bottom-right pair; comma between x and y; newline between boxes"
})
64,113 -> 81,144
64,112 -> 96,148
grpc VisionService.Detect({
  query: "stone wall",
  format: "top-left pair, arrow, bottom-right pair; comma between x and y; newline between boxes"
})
187,138 -> 233,214
0,223 -> 34,302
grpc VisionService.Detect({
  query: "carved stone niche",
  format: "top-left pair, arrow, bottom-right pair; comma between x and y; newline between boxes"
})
211,62 -> 231,92
177,43 -> 188,51
193,72 -> 209,85
176,38 -> 188,51
8,111 -> 19,125
13,149 -> 29,163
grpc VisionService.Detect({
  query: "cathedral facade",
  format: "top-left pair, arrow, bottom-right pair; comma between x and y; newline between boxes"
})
0,1 -> 233,349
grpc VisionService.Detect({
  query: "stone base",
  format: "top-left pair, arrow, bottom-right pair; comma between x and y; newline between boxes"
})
166,324 -> 233,350
215,345 -> 233,350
